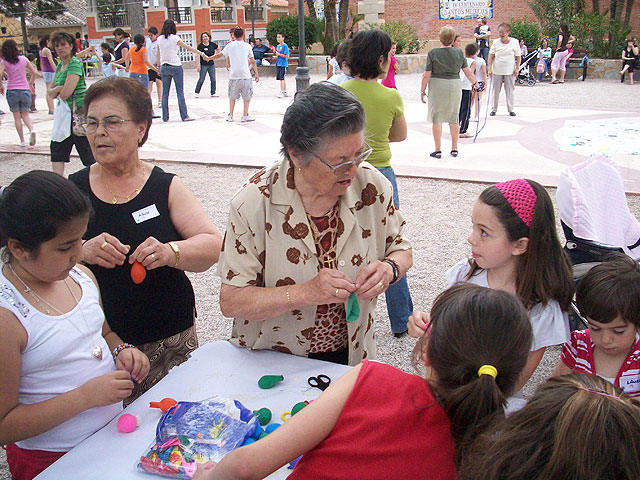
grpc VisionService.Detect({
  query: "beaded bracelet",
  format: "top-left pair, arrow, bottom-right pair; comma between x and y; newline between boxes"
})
112,343 -> 136,361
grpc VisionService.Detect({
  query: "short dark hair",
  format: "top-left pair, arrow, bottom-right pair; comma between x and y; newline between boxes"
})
75,32 -> 81,39
233,27 -> 243,39
0,170 -> 91,260
465,43 -> 478,56
39,34 -> 50,48
1,39 -> 19,64
347,29 -> 392,80
277,32 -> 284,37
148,26 -> 158,35
100,42 -> 113,53
161,20 -> 177,38
336,39 -> 351,66
51,31 -> 77,55
280,82 -> 365,165
576,253 -> 640,326
102,52 -> 111,63
84,77 -> 153,146
113,28 -> 126,37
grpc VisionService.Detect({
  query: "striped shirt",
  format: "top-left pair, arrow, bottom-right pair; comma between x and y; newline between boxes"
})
560,329 -> 640,397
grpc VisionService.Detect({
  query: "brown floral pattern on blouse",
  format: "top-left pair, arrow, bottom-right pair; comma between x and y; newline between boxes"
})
218,159 -> 411,365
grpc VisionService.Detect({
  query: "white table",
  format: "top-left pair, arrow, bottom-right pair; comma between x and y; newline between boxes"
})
36,341 -> 351,479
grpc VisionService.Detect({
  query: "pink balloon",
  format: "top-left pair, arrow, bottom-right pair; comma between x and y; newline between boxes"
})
117,414 -> 138,433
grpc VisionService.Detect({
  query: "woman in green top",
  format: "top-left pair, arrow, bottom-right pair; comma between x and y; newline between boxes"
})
48,31 -> 95,177
341,30 -> 413,337
420,26 -> 477,159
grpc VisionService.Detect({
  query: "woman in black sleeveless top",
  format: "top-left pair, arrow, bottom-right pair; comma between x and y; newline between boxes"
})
69,77 -> 222,403
621,38 -> 639,84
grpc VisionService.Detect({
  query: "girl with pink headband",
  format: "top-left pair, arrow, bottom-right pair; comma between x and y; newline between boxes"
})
408,178 -> 574,401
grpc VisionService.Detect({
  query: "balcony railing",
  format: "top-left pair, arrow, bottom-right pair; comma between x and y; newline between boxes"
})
210,6 -> 234,23
98,11 -> 129,29
167,6 -> 192,23
244,6 -> 265,21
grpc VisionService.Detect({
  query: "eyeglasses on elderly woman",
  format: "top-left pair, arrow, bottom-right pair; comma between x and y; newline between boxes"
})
312,142 -> 373,175
84,116 -> 133,134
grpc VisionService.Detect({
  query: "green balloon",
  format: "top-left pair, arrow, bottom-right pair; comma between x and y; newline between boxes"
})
258,374 -> 284,389
291,401 -> 308,416
258,432 -> 268,439
346,292 -> 360,322
253,408 -> 272,425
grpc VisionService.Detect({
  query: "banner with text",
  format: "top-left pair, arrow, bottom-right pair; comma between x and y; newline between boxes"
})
439,0 -> 493,19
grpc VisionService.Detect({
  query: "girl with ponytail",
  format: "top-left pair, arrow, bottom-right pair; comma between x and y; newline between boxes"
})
193,283 -> 532,480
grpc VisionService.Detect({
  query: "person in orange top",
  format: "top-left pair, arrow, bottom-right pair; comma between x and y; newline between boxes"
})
128,34 -> 160,117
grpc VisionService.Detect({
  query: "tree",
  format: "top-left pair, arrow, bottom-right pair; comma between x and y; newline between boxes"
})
306,0 -> 316,19
0,0 -> 65,52
338,0 -> 348,38
125,0 -> 145,36
324,0 -> 338,47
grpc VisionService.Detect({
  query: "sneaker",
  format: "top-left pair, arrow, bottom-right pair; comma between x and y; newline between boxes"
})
28,131 -> 36,146
211,93 -> 218,97
226,114 -> 234,122
240,115 -> 255,122
489,111 -> 496,116
509,111 -> 516,117
19,141 -> 27,147
282,91 -> 288,97
183,117 -> 195,122
158,102 -> 162,108
152,111 -> 161,119
195,93 -> 200,98
277,91 -> 284,98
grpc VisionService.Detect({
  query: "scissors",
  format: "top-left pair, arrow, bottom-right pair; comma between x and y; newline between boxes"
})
308,374 -> 331,391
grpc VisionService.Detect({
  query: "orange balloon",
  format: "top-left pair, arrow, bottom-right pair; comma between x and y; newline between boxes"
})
149,397 -> 177,412
131,261 -> 146,284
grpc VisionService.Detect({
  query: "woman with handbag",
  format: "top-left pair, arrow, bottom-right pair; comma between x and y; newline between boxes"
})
48,31 -> 95,177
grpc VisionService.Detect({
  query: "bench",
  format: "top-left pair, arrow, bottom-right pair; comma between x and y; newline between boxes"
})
256,50 -> 299,76
566,48 -> 588,80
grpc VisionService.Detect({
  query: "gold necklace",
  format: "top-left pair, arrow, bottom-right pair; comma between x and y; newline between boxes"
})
7,263 -> 103,360
101,163 -> 147,204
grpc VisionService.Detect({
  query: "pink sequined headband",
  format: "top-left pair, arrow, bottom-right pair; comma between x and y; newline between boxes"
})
494,179 -> 537,227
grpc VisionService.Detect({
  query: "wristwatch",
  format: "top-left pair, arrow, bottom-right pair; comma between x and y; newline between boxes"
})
168,241 -> 180,267
382,258 -> 399,284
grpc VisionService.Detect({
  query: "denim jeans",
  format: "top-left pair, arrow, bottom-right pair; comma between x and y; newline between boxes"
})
195,64 -> 216,95
479,46 -> 489,64
160,64 -> 188,122
376,166 -> 414,333
129,72 -> 149,89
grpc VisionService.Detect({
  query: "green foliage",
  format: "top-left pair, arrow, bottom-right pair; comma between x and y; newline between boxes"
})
266,15 -> 318,50
570,12 -> 631,58
509,17 -> 541,50
0,0 -> 66,19
367,20 -> 426,54
528,0 -> 584,39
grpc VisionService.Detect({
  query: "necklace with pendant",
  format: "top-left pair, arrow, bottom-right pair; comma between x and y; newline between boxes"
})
101,163 -> 147,204
7,263 -> 104,360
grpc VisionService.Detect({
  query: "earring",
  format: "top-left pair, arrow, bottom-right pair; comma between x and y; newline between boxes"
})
298,167 -> 301,174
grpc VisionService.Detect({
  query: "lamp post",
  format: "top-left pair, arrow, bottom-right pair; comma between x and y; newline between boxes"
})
295,0 -> 310,92
250,0 -> 255,39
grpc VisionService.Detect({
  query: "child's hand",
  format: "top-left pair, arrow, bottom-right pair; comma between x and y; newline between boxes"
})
115,347 -> 150,384
82,370 -> 133,408
191,461 -> 217,479
408,310 -> 430,338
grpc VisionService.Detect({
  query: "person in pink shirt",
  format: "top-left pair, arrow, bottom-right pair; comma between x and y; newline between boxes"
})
381,41 -> 399,89
0,40 -> 40,146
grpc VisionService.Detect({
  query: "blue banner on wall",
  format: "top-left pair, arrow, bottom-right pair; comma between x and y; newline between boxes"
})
439,0 -> 494,19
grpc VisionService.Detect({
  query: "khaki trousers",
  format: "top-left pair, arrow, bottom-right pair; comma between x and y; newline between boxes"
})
491,74 -> 515,114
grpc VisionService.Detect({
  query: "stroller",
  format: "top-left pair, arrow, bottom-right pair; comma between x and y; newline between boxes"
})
556,155 -> 640,330
517,50 -> 538,86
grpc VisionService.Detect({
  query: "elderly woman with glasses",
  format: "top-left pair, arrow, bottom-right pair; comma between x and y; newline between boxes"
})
218,82 -> 413,366
68,76 -> 222,403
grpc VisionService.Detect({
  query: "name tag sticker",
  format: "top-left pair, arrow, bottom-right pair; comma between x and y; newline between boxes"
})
132,204 -> 160,224
619,375 -> 640,394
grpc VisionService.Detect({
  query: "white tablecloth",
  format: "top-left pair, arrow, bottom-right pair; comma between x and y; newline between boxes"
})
36,341 -> 352,479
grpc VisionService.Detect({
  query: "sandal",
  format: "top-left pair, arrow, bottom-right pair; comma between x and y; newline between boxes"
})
551,80 -> 559,84
430,151 -> 442,159
450,150 -> 459,157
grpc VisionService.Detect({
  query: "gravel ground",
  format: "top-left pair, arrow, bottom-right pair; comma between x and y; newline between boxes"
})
0,75 -> 638,478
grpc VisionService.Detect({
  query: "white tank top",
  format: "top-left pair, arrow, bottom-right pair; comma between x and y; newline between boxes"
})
157,34 -> 181,67
0,266 -> 121,452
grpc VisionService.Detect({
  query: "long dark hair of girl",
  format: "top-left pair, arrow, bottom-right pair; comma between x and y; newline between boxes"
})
0,171 -> 92,260
133,33 -> 145,52
412,283 -> 533,464
458,374 -> 640,480
1,39 -> 20,64
467,179 -> 574,310
161,20 -> 177,38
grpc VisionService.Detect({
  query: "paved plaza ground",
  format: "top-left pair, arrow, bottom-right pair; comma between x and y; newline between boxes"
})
0,70 -> 639,478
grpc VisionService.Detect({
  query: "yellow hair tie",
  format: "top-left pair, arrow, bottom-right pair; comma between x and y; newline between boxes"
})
477,365 -> 498,379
